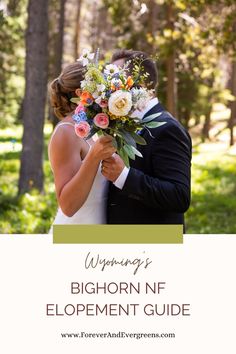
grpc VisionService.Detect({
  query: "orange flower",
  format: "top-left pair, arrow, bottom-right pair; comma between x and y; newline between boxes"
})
80,91 -> 94,105
126,76 -> 134,88
111,83 -> 124,91
111,78 -> 123,91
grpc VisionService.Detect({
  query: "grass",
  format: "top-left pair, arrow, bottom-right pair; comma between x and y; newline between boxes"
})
186,143 -> 236,233
0,124 -> 57,234
0,123 -> 236,234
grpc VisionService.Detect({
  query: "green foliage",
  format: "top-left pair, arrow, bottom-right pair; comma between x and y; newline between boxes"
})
1,125 -> 236,234
1,0 -> 236,233
103,0 -> 236,129
103,0 -> 150,50
0,1 -> 27,128
154,1 -> 234,126
103,0 -> 134,34
186,147 -> 236,233
0,125 -> 57,234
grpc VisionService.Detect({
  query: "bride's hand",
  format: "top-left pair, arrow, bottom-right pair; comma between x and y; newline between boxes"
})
89,135 -> 116,162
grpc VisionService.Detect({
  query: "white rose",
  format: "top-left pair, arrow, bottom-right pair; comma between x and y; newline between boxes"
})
108,90 -> 132,116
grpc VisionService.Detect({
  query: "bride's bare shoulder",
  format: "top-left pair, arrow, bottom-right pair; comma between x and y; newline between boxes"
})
48,119 -> 82,159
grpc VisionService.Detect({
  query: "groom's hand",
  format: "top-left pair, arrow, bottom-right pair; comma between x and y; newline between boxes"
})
101,154 -> 125,182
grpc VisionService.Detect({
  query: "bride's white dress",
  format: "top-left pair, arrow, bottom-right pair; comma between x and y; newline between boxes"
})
49,122 -> 109,233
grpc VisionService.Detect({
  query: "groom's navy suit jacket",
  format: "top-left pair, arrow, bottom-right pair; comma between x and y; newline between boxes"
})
107,102 -> 192,225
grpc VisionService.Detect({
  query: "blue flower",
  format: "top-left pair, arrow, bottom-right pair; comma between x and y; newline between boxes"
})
72,111 -> 87,123
86,98 -> 93,105
112,72 -> 120,79
105,89 -> 112,98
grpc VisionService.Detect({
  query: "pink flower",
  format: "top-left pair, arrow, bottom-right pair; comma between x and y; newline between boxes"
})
74,121 -> 90,138
95,96 -> 108,108
99,99 -> 108,108
93,113 -> 109,129
75,103 -> 86,114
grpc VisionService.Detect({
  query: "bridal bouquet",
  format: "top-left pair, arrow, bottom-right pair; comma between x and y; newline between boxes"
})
71,49 -> 165,166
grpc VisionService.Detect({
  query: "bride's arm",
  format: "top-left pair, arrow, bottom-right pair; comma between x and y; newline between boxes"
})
49,126 -> 115,217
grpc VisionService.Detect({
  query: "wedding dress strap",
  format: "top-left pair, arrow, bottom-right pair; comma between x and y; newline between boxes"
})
48,122 -> 93,171
48,122 -> 75,159
53,122 -> 74,134
56,122 -> 74,127
50,122 -> 74,141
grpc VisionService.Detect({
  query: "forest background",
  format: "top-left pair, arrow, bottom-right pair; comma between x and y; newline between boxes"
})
0,0 -> 236,233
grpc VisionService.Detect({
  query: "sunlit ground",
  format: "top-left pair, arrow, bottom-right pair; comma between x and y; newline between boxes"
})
0,124 -> 56,234
186,142 -> 236,233
187,105 -> 236,233
0,111 -> 235,233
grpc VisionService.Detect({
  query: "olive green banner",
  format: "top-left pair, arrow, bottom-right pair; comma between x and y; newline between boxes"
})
53,225 -> 183,244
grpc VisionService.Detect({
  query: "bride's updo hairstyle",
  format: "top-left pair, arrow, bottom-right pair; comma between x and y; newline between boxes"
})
49,62 -> 85,119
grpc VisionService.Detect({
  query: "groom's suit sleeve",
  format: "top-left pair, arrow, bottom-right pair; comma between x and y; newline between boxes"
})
122,122 -> 192,212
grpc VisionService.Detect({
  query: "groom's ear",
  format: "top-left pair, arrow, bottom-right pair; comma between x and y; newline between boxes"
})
75,88 -> 81,97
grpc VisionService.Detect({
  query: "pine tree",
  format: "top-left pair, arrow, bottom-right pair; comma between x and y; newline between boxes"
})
18,0 -> 49,194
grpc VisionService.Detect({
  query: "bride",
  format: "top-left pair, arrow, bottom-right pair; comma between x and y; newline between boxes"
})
48,62 -> 116,230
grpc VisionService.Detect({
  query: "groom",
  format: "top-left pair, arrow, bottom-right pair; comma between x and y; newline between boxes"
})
101,49 -> 192,226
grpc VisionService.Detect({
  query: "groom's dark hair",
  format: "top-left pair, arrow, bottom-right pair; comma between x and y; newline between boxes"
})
111,49 -> 158,91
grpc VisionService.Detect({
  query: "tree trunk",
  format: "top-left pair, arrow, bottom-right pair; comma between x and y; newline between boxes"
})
202,107 -> 212,142
148,0 -> 157,35
94,4 -> 110,53
64,0 -> 82,63
146,0 -> 158,54
181,108 -> 191,129
229,59 -> 236,146
58,0 -> 66,65
18,0 -> 49,194
166,2 -> 177,117
74,0 -> 82,59
49,0 -> 66,128
91,0 -> 99,51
